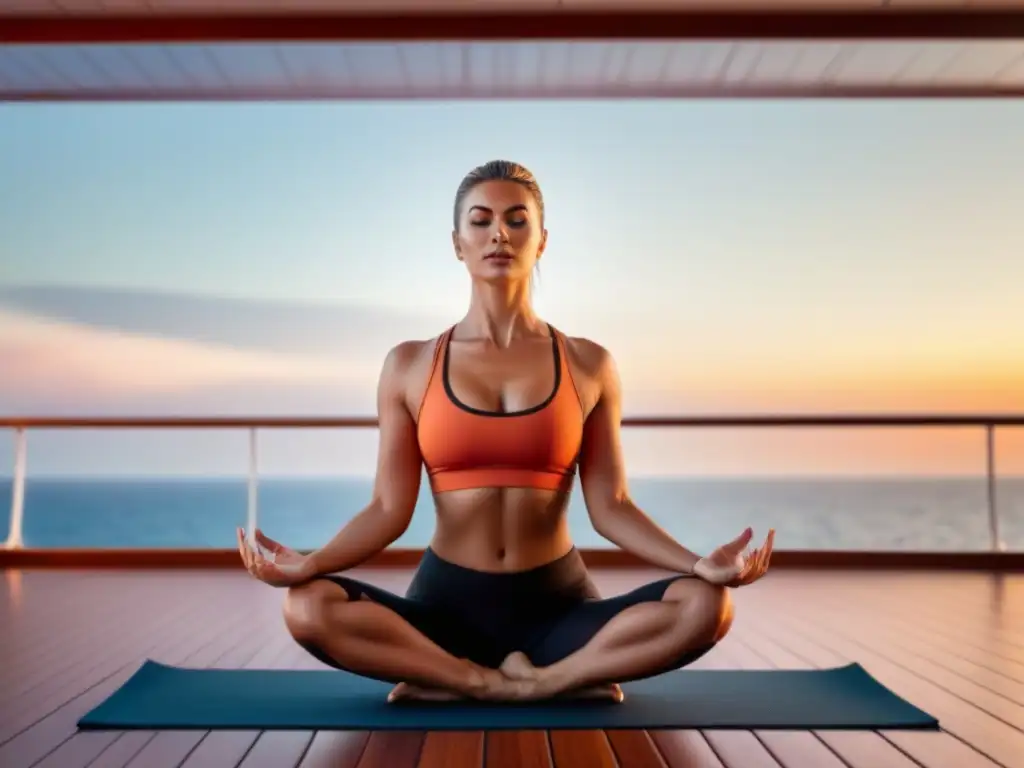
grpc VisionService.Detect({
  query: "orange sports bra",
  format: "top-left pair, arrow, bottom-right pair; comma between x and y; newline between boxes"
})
416,325 -> 585,493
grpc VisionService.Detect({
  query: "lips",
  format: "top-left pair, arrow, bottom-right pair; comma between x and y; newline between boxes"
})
486,250 -> 514,260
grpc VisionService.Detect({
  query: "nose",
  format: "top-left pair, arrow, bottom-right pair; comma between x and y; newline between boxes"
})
492,224 -> 510,243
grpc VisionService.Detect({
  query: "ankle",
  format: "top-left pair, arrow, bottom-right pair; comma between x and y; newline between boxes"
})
459,661 -> 498,697
531,662 -> 572,698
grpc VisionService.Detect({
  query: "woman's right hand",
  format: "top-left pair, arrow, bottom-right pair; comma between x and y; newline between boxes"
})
237,527 -> 316,587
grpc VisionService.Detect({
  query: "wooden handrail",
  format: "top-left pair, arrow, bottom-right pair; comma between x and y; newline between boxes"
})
2,414 -> 1024,429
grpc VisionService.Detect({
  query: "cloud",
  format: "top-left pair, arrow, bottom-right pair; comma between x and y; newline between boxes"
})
0,283 -> 449,361
0,283 -> 457,414
0,308 -> 378,413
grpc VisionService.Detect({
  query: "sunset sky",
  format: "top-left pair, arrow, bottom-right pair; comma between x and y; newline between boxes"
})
1,98 -> 1022,477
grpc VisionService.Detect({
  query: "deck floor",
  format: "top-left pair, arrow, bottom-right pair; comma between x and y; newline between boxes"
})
1,567 -> 1022,768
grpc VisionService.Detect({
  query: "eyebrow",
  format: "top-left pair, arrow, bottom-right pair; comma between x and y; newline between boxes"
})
468,204 -> 529,215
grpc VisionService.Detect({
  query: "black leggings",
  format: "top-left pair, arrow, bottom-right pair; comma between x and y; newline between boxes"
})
310,547 -> 712,673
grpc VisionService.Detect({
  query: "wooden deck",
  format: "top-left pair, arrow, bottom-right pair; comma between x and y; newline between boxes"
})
1,567 -> 1022,768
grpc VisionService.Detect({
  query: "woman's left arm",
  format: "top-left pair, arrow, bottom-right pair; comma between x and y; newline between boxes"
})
578,345 -> 703,574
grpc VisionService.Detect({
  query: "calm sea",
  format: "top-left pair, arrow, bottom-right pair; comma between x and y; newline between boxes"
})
2,476 -> 1022,552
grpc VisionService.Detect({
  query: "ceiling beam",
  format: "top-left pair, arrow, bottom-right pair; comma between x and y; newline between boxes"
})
3,8 -> 1024,45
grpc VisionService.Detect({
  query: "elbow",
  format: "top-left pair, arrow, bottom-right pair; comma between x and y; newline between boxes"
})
588,504 -> 619,539
376,497 -> 416,542
586,491 -> 634,538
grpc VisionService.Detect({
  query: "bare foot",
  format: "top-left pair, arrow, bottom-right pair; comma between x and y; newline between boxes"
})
387,682 -> 465,703
499,651 -> 537,681
558,683 -> 625,703
498,652 -> 625,703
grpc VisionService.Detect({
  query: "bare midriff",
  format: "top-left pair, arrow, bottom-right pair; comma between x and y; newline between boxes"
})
428,486 -> 576,572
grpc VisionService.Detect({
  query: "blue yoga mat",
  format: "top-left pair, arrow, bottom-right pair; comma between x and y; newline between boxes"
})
78,659 -> 938,731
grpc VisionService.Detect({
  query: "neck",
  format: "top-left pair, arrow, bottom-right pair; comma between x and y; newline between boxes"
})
462,280 -> 540,347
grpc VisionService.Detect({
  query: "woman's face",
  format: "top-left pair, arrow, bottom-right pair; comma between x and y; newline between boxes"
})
453,180 -> 546,284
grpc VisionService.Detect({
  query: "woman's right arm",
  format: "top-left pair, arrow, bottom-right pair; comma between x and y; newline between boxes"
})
303,342 -> 424,577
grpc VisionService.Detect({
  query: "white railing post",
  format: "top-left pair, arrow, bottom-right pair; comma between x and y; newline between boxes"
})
985,424 -> 1006,552
5,427 -> 27,550
247,428 -> 259,543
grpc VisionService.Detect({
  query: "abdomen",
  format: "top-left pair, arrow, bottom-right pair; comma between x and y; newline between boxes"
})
429,486 -> 575,572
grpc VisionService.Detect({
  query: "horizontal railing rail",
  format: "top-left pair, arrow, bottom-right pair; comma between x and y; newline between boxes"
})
2,413 -> 1022,557
4,414 -> 1024,429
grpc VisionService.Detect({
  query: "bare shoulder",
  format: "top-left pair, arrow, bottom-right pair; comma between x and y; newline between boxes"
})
382,338 -> 434,373
379,335 -> 444,409
563,334 -> 617,383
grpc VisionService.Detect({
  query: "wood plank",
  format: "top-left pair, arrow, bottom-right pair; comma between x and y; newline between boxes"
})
647,730 -> 726,768
689,639 -> 786,768
727,634 -> 924,768
761,581 -> 1024,724
485,731 -> 553,768
295,731 -> 369,768
165,642 -> 310,767
356,731 -> 425,768
2,569 -> 1022,768
742,619 -> 1001,768
419,731 -> 485,768
700,643 -> 843,768
750,580 -> 1023,768
237,729 -> 317,768
785,577 -> 1024,661
33,584 -> 290,768
549,730 -> 617,768
606,730 -> 668,768
0,575 -> 204,714
121,633 -> 298,767
0,579 -> 259,767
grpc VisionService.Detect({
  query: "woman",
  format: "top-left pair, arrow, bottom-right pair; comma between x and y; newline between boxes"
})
237,160 -> 774,704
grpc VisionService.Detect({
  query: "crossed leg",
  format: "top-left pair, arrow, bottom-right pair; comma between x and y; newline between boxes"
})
502,575 -> 734,700
282,573 -> 732,702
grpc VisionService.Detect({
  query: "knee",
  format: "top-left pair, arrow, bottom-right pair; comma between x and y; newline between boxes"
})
667,578 -> 734,647
282,579 -> 347,644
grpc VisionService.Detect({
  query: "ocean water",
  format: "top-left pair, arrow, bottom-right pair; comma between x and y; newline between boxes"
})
1,476 -> 1023,552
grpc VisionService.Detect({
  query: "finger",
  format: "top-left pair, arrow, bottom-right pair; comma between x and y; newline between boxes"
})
726,527 -> 754,553
741,552 -> 765,581
244,539 -> 261,573
254,529 -> 282,553
741,549 -> 764,584
237,528 -> 253,569
754,544 -> 774,581
746,559 -> 765,584
749,549 -> 764,577
750,542 -> 767,573
760,530 -> 775,570
251,550 -> 269,579
752,531 -> 773,573
257,561 -> 285,585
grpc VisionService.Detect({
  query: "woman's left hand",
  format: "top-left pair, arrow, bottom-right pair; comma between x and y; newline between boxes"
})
693,527 -> 775,587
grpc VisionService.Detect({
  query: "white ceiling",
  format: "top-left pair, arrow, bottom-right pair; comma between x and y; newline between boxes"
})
3,0 -> 1021,99
2,40 -> 1022,100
